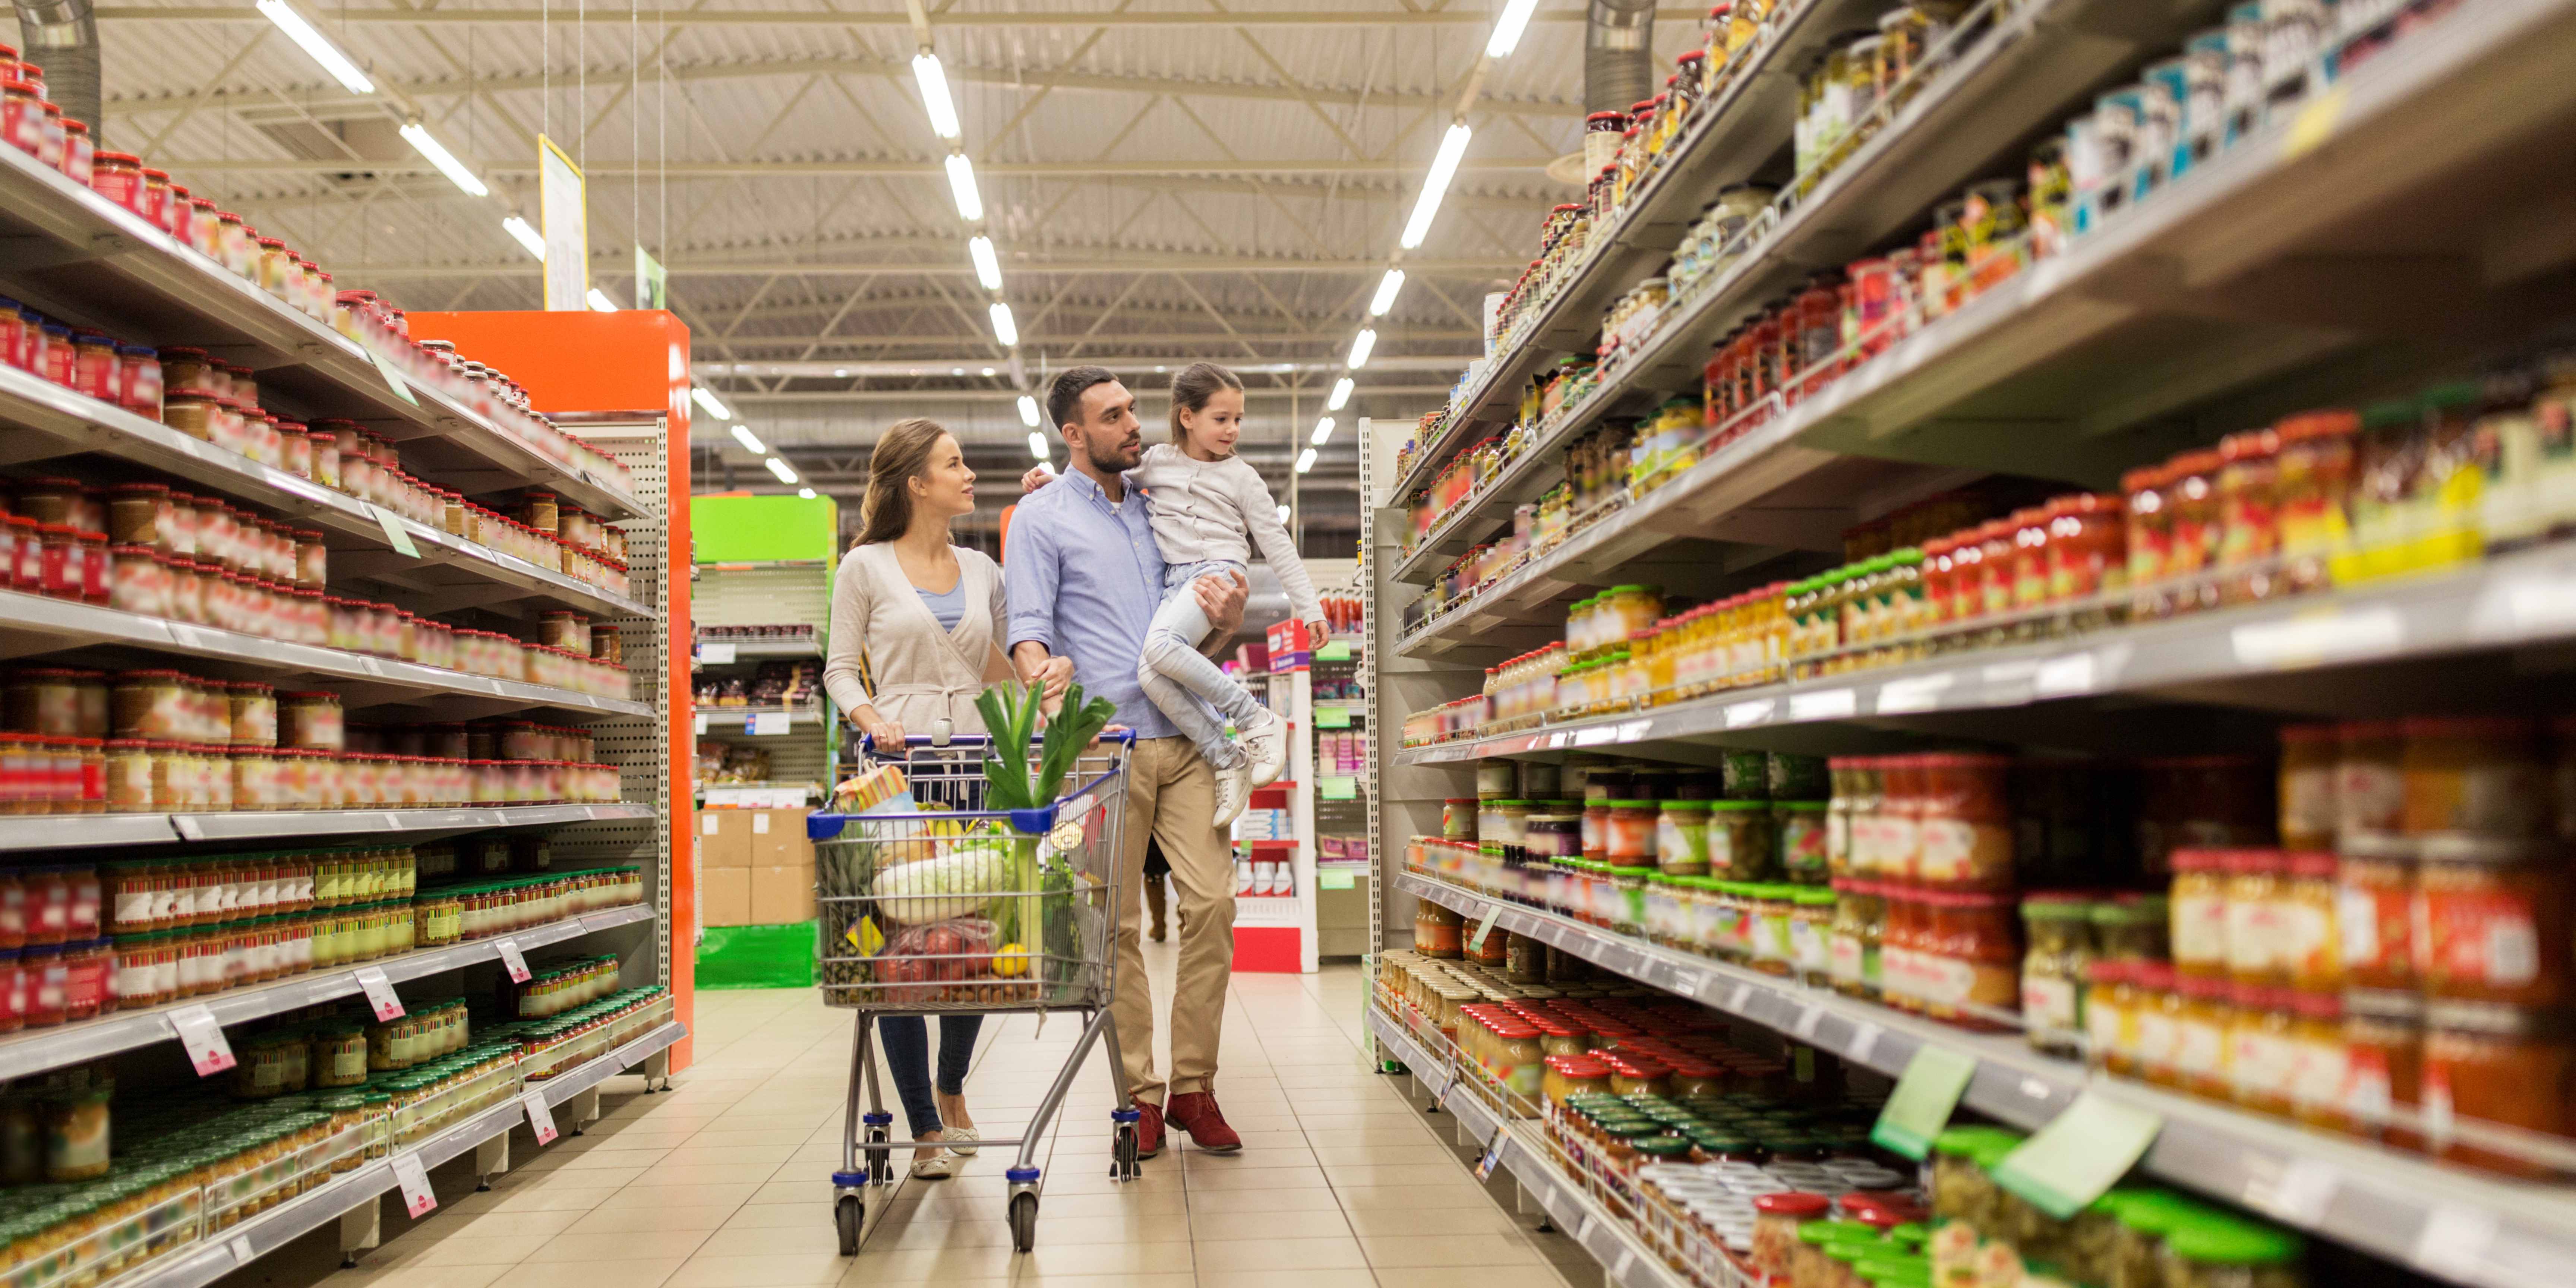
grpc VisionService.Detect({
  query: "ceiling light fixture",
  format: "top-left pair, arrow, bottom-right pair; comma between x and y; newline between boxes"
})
1294,446 -> 1318,474
729,424 -> 765,455
1346,328 -> 1377,370
1399,122 -> 1472,250
257,0 -> 373,94
691,387 -> 732,420
912,51 -> 961,141
764,457 -> 798,484
1484,0 -> 1544,57
1327,376 -> 1353,411
501,214 -> 545,260
1275,504 -> 1290,525
1027,430 -> 1050,461
400,121 -> 489,198
945,154 -> 983,222
797,487 -> 817,500
968,235 -> 1002,291
1017,395 -> 1041,428
1311,417 -> 1335,446
585,288 -> 618,312
1368,268 -> 1406,317
988,302 -> 1018,347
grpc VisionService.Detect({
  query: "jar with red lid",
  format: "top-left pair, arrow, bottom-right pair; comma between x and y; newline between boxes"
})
1752,1192 -> 1832,1276
0,78 -> 39,156
32,101 -> 62,167
2401,715 -> 2549,839
1921,888 -> 2020,1030
89,148 -> 141,205
2275,409 -> 2358,594
18,943 -> 63,1027
60,938 -> 108,1021
138,167 -> 173,230
1972,518 -> 2016,622
2122,463 -> 2174,617
2214,428 -> 2282,603
2007,505 -> 2051,614
0,950 -> 20,1032
57,116 -> 89,182
34,523 -> 77,599
69,331 -> 115,401
37,321 -> 73,386
1913,754 -> 2012,888
167,182 -> 196,246
2343,987 -> 2424,1147
2046,493 -> 2125,611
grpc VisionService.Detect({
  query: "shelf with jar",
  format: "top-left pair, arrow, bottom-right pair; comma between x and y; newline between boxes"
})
0,133 -> 648,522
0,360 -> 654,623
1393,0 -> 2576,659
1393,866 -> 2576,1288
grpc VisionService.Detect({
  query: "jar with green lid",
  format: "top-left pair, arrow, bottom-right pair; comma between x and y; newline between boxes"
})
2093,895 -> 2169,962
1777,800 -> 1831,882
1865,1263 -> 1933,1288
1656,801 -> 1711,876
1796,1220 -> 1876,1288
1607,865 -> 1653,936
1830,880 -> 1885,999
2020,896 -> 2095,1059
1789,887 -> 1837,985
1927,1126 -> 2023,1223
2108,1190 -> 2210,1288
2071,1188 -> 2155,1287
1709,800 -> 1777,878
1751,885 -> 1797,976
2157,1215 -> 2304,1288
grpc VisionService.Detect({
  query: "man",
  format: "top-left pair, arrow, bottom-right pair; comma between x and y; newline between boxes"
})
1004,365 -> 1248,1158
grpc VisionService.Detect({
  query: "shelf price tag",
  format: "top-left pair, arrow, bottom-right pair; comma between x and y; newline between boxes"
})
368,505 -> 421,558
1991,1091 -> 2163,1219
495,938 -> 532,983
1467,915 -> 1499,956
353,966 -> 404,1021
1870,1045 -> 1977,1159
1472,1124 -> 1507,1182
699,641 -> 737,664
1319,776 -> 1358,801
369,347 -> 421,407
1315,705 -> 1352,729
389,1150 -> 437,1218
749,711 -> 792,736
522,1090 -> 560,1146
227,1237 -> 255,1267
169,1005 -> 236,1077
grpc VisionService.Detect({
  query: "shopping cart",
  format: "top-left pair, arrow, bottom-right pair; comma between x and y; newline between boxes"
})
805,732 -> 1140,1256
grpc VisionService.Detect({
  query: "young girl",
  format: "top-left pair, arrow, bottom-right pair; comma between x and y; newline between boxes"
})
1135,362 -> 1329,827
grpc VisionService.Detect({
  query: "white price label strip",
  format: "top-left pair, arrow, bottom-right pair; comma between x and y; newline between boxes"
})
169,1005 -> 236,1076
1729,983 -> 1753,1012
523,1090 -> 560,1146
1847,1022 -> 1883,1066
227,1237 -> 255,1267
353,966 -> 404,1021
1793,1005 -> 1825,1041
2409,1204 -> 2496,1282
496,938 -> 532,983
390,1151 -> 437,1218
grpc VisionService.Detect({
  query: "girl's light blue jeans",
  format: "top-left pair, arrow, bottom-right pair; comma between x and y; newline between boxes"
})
1137,558 -> 1265,769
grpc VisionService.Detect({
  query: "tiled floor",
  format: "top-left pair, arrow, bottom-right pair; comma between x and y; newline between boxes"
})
269,940 -> 1601,1288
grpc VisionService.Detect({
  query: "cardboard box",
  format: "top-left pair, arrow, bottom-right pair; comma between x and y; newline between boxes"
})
701,811 -> 754,869
749,809 -> 814,868
702,868 -> 753,926
750,864 -> 817,925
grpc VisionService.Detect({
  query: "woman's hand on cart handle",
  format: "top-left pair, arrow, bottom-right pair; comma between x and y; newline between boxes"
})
853,705 -> 906,749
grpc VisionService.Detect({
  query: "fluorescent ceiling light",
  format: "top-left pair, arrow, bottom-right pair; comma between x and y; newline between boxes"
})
797,487 -> 816,499
1017,395 -> 1041,428
988,301 -> 1017,347
1484,0 -> 1543,57
257,0 -> 373,94
1275,504 -> 1290,524
585,288 -> 618,312
1311,417 -> 1335,446
398,121 -> 488,198
1399,122 -> 1472,249
1027,430 -> 1050,461
729,424 -> 765,455
1368,268 -> 1406,317
1346,328 -> 1377,370
764,457 -> 798,484
501,215 -> 545,260
692,387 -> 732,420
969,236 -> 1002,291
1294,446 -> 1318,474
945,154 -> 983,221
1327,376 -> 1353,411
912,51 -> 961,141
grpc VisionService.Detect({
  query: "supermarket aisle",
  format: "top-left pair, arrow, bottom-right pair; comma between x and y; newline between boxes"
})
290,944 -> 1597,1288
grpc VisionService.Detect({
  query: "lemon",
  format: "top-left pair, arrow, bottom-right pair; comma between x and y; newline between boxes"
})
992,943 -> 1030,978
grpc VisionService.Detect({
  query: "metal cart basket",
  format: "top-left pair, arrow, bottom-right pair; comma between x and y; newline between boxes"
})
805,733 -> 1143,1256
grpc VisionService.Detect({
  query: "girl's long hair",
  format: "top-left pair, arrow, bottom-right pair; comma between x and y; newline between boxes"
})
856,417 -> 951,546
1168,362 -> 1244,450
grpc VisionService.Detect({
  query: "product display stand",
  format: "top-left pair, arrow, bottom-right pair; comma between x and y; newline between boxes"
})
1234,643 -> 1318,973
1355,5 -> 2576,1288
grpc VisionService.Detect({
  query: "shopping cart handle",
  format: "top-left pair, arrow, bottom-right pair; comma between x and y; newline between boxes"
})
852,730 -> 1140,751
804,804 -> 1065,841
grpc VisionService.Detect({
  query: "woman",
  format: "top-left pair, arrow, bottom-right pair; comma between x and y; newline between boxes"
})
822,417 -> 1066,1177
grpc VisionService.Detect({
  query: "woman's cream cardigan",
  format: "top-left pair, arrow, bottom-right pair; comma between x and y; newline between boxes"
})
821,542 -> 1005,742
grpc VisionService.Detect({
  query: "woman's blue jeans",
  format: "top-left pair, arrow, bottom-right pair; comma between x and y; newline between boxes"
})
877,1014 -> 980,1137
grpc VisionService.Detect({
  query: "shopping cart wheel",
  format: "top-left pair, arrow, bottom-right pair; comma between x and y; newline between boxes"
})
1006,1191 -> 1038,1252
862,1115 -> 894,1186
834,1195 -> 863,1256
1112,1123 -> 1139,1180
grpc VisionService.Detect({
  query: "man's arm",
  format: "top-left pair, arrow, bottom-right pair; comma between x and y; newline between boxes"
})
1190,569 -> 1248,660
1001,500 -> 1061,676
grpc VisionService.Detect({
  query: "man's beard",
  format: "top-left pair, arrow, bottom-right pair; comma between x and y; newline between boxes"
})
1084,435 -> 1141,473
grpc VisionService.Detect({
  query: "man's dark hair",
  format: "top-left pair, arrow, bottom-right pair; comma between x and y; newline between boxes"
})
1047,365 -> 1121,433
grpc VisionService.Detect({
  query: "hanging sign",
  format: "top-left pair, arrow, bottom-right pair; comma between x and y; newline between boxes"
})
539,134 -> 588,311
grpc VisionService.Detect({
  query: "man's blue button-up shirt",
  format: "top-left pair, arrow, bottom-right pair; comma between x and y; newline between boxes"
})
1003,468 -> 1183,741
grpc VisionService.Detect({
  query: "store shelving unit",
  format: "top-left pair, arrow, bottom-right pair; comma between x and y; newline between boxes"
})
1366,1006 -> 1698,1288
690,499 -> 839,810
0,138 -> 692,1288
0,903 -> 657,1080
1397,872 -> 2576,1288
1360,4 -> 2576,1288
130,1017 -> 685,1288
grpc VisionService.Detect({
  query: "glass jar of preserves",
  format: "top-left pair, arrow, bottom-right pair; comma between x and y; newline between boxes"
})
2337,834 -> 2415,990
2021,895 -> 2094,1058
1829,879 -> 1884,1000
1775,801 -> 1829,884
1415,901 -> 1463,959
1656,801 -> 1710,876
2169,848 -> 2229,979
2421,1000 -> 2575,1178
2342,987 -> 2423,1149
2414,834 -> 2570,1008
1914,754 -> 2012,888
1605,801 -> 1658,866
2156,1217 -> 2305,1288
2224,849 -> 2288,988
2402,716 -> 2549,838
278,690 -> 342,751
1708,800 -> 1776,879
2287,989 -> 2346,1133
